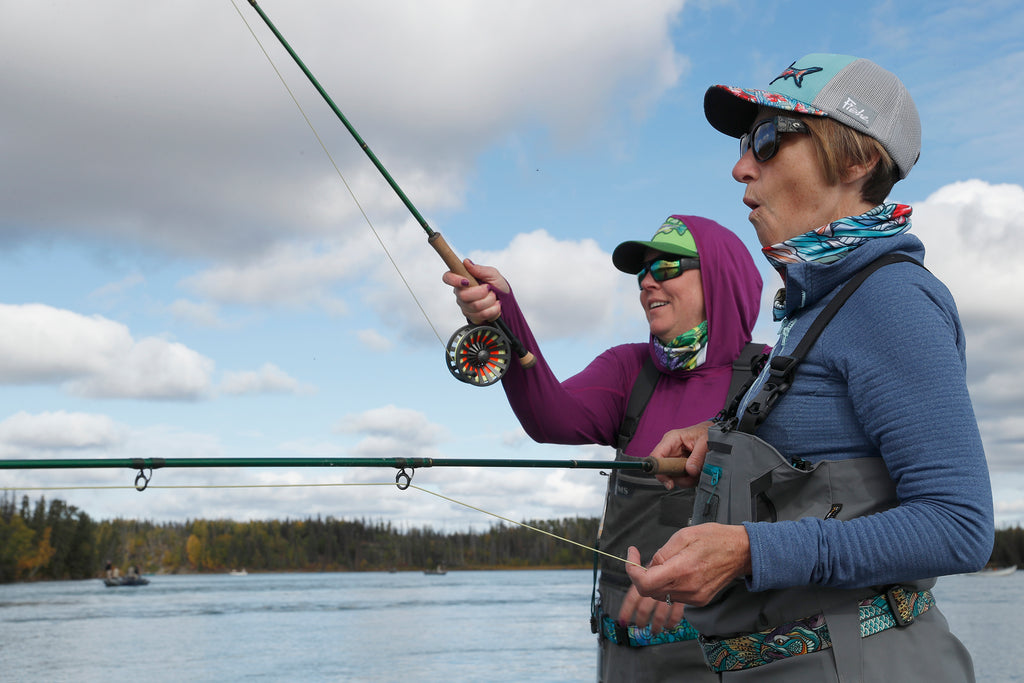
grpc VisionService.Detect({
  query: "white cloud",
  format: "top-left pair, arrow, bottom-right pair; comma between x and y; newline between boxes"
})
66,337 -> 215,400
332,404 -> 452,462
3,1 -> 1019,534
912,180 -> 1024,472
913,180 -> 1024,365
168,299 -> 227,329
219,363 -> 316,396
336,404 -> 450,445
916,180 -> 1024,322
277,438 -> 346,458
0,303 -> 214,399
994,493 -> 1024,528
0,411 -> 125,453
356,225 -> 645,353
469,229 -> 639,340
0,1 -> 687,258
356,328 -> 394,352
433,445 -> 606,526
501,429 -> 529,448
0,417 -> 229,500
181,239 -> 365,311
89,273 -> 145,301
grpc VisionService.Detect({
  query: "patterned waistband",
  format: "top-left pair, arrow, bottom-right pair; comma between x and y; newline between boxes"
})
599,613 -> 700,647
699,586 -> 935,673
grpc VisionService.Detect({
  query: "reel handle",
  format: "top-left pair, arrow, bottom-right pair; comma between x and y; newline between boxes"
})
642,456 -> 690,477
429,232 -> 536,368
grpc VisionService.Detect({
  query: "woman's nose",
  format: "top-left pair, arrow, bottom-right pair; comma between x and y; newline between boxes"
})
732,150 -> 757,184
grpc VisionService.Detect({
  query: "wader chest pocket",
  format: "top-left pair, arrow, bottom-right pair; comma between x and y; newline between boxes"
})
659,487 -> 696,527
611,472 -> 696,528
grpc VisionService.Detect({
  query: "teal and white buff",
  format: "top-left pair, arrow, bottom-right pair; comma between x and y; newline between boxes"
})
763,203 -> 913,321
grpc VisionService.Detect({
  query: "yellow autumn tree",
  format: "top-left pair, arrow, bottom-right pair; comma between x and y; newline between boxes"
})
186,534 -> 202,570
0,514 -> 36,581
17,527 -> 56,579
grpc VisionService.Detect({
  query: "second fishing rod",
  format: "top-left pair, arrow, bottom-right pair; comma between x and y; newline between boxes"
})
245,0 -> 535,387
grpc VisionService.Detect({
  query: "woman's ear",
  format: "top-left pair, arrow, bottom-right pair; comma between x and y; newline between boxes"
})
842,151 -> 881,185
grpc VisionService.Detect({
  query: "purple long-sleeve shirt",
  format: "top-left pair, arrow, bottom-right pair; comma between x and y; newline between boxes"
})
493,215 -> 763,458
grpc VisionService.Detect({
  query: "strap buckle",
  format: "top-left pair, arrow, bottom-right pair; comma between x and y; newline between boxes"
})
886,586 -> 915,627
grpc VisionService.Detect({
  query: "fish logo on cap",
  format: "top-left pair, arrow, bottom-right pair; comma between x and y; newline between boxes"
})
770,62 -> 824,89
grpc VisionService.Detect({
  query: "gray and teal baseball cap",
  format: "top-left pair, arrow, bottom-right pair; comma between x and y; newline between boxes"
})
613,215 -> 699,274
704,53 -> 921,179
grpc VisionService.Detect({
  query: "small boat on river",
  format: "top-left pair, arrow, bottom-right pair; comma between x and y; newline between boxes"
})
103,575 -> 150,587
971,564 -> 1017,577
423,564 -> 447,575
102,561 -> 148,587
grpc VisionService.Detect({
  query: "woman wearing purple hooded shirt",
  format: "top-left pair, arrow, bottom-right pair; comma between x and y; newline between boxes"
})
443,214 -> 762,681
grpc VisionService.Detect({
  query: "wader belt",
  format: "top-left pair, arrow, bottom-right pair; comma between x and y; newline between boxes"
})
599,613 -> 700,647
698,586 -> 934,673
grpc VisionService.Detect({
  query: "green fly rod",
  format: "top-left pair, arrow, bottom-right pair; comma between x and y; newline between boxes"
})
245,0 -> 535,386
0,455 -> 688,490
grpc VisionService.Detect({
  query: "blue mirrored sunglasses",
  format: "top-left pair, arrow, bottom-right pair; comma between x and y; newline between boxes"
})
739,116 -> 809,162
636,257 -> 700,288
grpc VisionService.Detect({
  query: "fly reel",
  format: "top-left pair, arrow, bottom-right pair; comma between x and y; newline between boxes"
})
445,323 -> 512,386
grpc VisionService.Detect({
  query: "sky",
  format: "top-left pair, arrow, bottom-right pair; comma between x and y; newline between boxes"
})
1,0 -> 1022,536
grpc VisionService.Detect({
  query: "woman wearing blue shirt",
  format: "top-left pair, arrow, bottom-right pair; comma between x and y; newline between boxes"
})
626,54 -> 994,681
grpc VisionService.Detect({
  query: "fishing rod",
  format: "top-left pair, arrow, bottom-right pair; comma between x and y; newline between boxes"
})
0,455 -> 688,491
244,0 -> 535,387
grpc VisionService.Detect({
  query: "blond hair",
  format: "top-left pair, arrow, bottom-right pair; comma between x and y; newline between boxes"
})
801,116 -> 899,205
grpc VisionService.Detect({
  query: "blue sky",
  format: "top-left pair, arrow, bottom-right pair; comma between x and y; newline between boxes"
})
1,0 -> 1022,533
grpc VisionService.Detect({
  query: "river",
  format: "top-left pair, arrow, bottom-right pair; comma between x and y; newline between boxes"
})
1,569 -> 1020,681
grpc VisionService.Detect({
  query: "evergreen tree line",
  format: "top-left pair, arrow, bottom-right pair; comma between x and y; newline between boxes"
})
4,493 -> 1020,584
990,525 -> 1024,568
0,493 -> 599,583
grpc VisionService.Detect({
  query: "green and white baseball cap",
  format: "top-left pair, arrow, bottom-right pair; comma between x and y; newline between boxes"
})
704,53 -> 921,179
612,215 -> 699,274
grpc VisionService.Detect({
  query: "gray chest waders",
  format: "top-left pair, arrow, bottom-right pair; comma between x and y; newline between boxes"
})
685,254 -> 938,678
591,343 -> 766,635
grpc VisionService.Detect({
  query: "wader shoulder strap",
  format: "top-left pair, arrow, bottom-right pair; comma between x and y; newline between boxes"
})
729,342 -> 768,405
719,342 -> 769,423
617,342 -> 769,450
616,356 -> 661,450
598,356 -> 660,634
738,253 -> 923,433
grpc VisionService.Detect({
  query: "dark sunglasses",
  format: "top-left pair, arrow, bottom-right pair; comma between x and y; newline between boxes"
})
739,116 -> 809,162
636,257 -> 700,288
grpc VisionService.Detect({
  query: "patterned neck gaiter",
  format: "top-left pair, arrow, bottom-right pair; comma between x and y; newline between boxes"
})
653,320 -> 708,372
764,203 -> 913,320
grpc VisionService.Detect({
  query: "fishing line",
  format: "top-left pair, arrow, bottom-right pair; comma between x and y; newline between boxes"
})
235,0 -> 537,385
3,480 -> 641,569
226,0 -> 445,345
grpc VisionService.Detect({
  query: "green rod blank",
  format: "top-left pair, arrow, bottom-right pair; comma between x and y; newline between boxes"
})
0,456 -> 641,471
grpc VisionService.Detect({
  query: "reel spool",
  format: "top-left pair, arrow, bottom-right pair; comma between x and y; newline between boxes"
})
445,323 -> 512,386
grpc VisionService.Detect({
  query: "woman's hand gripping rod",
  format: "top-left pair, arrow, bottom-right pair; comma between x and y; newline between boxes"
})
428,231 -> 536,369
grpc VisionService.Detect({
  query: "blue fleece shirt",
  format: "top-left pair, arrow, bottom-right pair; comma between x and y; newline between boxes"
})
740,231 -> 994,591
